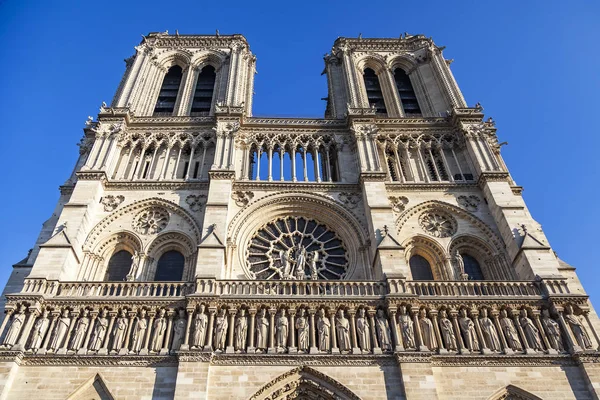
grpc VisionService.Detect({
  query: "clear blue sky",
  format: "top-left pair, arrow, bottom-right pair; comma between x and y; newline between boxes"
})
0,1 -> 598,297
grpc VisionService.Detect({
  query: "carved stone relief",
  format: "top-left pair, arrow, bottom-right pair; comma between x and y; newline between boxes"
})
101,195 -> 125,212
232,190 -> 254,207
418,211 -> 457,238
132,207 -> 169,235
185,194 -> 206,212
338,192 -> 360,209
389,196 -> 409,213
457,195 -> 481,212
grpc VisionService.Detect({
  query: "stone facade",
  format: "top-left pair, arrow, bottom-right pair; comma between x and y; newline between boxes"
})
0,31 -> 598,399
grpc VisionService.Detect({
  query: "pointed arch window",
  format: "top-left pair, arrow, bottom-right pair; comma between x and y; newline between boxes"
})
154,250 -> 185,281
462,254 -> 485,280
153,66 -> 183,115
409,255 -> 434,280
105,250 -> 132,281
363,68 -> 387,115
191,65 -> 216,115
394,68 -> 421,115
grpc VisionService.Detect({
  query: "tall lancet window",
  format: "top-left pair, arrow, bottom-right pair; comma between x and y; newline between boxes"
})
394,68 -> 421,115
363,68 -> 387,115
105,250 -> 133,281
153,65 -> 183,115
191,65 -> 216,115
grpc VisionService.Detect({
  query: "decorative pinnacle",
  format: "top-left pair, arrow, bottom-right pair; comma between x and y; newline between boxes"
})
383,225 -> 389,235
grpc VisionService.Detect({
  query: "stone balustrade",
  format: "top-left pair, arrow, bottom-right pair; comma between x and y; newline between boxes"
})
3,277 -> 595,359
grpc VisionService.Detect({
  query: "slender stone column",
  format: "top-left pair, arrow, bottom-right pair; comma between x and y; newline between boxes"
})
184,145 -> 196,180
247,308 -> 256,353
226,308 -> 237,354
349,309 -> 360,354
279,148 -> 284,181
255,148 -> 262,181
268,308 -> 276,354
309,308 -> 318,354
288,309 -> 297,353
267,147 -> 273,181
582,312 -> 600,351
80,312 -> 97,355
412,310 -> 427,352
303,149 -> 308,181
205,308 -> 216,351
121,311 -> 136,355
140,311 -> 155,355
181,307 -> 195,351
329,310 -> 339,354
430,311 -> 445,354
291,148 -> 297,182
368,310 -> 381,354
389,309 -> 403,352
99,312 -> 117,355
160,311 -> 174,355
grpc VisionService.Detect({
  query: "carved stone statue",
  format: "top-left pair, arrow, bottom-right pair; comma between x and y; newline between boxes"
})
309,251 -> 319,280
192,305 -> 208,349
296,308 -> 309,353
69,309 -> 90,351
171,309 -> 187,351
111,309 -> 129,352
234,309 -> 248,353
214,309 -> 228,352
280,250 -> 291,279
30,309 -> 50,351
398,305 -> 415,350
49,309 -> 71,351
295,260 -> 305,280
541,309 -> 564,352
127,251 -> 140,281
89,309 -> 109,351
519,309 -> 543,351
418,309 -> 438,351
479,308 -> 501,352
458,308 -> 479,352
151,309 -> 167,352
375,309 -> 392,351
295,244 -> 307,276
276,309 -> 289,352
317,308 -> 330,352
564,305 -> 593,349
255,308 -> 269,353
3,306 -> 26,348
499,309 -> 522,351
131,309 -> 147,353
438,310 -> 457,351
453,250 -> 468,280
356,308 -> 370,353
335,309 -> 351,353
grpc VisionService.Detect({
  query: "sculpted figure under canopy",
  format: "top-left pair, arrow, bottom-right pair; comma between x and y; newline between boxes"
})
171,309 -> 187,351
214,309 -> 228,351
70,309 -> 90,351
398,305 -> 415,350
418,309 -> 438,351
296,309 -> 309,353
564,305 -> 593,349
151,309 -> 168,352
276,309 -> 289,351
375,309 -> 392,351
234,309 -> 248,352
30,309 -> 50,351
192,305 -> 208,349
519,309 -> 543,351
438,310 -> 457,351
111,309 -> 129,352
479,308 -> 501,352
131,309 -> 148,353
499,309 -> 522,351
458,308 -> 479,352
317,308 -> 330,352
255,308 -> 269,352
335,309 -> 351,353
356,308 -> 371,353
3,306 -> 26,347
50,309 -> 71,351
541,309 -> 564,352
89,309 -> 109,351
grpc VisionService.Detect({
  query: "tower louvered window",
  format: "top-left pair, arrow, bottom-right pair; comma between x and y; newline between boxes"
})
191,65 -> 216,115
153,66 -> 183,115
363,68 -> 387,115
394,68 -> 421,115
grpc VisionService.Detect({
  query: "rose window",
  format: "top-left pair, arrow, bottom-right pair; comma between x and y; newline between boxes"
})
133,207 -> 170,235
418,211 -> 457,238
247,217 -> 349,280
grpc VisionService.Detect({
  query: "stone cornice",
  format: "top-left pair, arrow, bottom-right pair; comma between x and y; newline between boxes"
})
477,171 -> 510,187
209,171 -> 236,181
395,353 -> 582,367
209,353 -> 396,366
76,171 -> 107,181
146,33 -> 249,49
20,354 -> 176,367
104,180 -> 209,191
385,182 -> 478,191
232,181 -> 361,192
359,172 -> 388,184
334,35 -> 434,53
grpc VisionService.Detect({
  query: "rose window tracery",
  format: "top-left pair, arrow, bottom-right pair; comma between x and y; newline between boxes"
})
247,217 -> 349,280
133,207 -> 170,235
418,211 -> 457,238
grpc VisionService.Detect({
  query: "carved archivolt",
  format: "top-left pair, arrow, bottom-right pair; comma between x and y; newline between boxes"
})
487,385 -> 543,400
228,192 -> 369,280
249,366 -> 361,400
402,235 -> 450,280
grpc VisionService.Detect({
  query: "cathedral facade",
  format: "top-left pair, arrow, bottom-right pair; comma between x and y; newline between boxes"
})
0,32 -> 598,399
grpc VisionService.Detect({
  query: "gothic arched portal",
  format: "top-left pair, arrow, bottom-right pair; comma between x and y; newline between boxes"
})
249,366 -> 361,400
